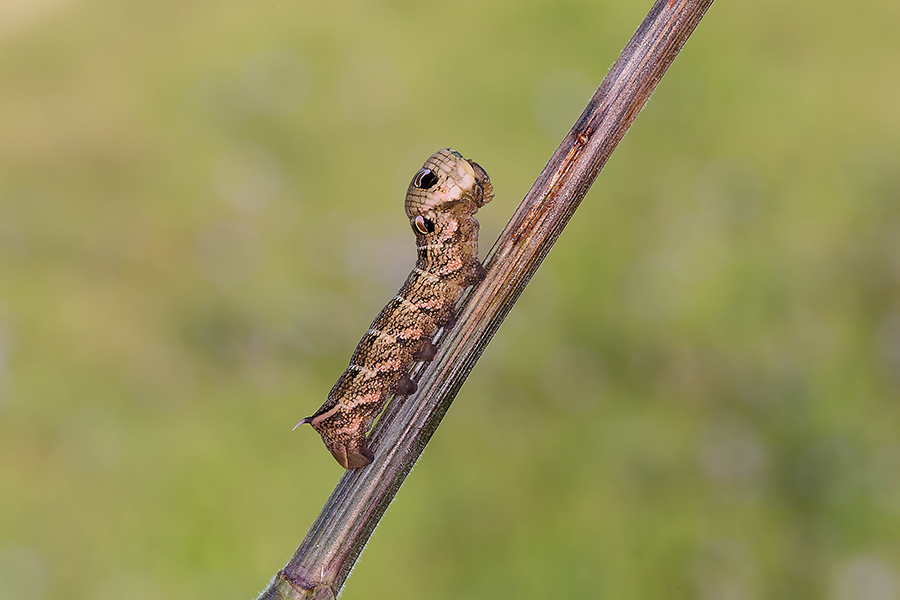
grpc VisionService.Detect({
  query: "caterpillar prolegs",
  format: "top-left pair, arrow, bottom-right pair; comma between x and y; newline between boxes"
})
297,148 -> 493,469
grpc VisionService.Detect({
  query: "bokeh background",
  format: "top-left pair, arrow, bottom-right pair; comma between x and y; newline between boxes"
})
1,0 -> 899,598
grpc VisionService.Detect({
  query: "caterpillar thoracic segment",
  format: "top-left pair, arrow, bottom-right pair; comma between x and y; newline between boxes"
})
297,149 -> 493,469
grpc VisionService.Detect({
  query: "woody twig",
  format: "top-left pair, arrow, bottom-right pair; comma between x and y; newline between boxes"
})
257,0 -> 715,597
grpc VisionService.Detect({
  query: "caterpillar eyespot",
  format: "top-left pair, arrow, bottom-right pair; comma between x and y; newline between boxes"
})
413,215 -> 434,234
413,168 -> 439,190
297,148 -> 493,469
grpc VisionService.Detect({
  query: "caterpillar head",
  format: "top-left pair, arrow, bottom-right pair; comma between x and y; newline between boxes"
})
405,148 -> 493,223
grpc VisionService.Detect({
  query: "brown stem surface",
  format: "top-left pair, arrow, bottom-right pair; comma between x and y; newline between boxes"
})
257,0 -> 715,597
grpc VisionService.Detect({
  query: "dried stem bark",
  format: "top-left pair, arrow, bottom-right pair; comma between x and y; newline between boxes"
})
257,0 -> 714,598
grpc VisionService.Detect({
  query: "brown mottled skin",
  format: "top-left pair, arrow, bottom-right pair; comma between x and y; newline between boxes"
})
298,149 -> 493,469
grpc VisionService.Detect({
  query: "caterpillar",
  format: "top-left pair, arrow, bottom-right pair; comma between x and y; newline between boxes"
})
296,148 -> 493,469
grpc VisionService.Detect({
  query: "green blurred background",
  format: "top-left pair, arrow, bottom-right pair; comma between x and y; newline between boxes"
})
1,0 -> 899,598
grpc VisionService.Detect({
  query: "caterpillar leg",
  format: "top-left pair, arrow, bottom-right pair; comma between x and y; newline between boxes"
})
469,261 -> 487,285
328,436 -> 375,470
295,394 -> 378,469
413,339 -> 437,361
394,374 -> 417,396
299,415 -> 375,469
451,260 -> 486,288
294,419 -> 375,469
436,310 -> 457,330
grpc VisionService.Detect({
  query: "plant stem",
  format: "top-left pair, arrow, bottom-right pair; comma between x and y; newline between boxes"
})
257,0 -> 715,597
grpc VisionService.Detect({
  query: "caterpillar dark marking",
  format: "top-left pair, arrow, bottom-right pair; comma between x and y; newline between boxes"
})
296,148 -> 493,469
